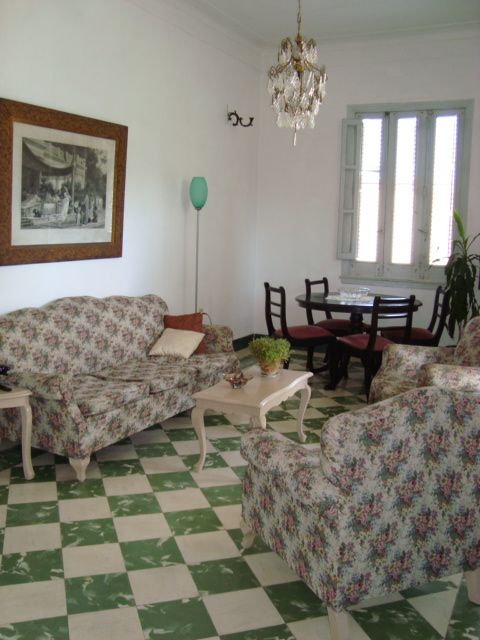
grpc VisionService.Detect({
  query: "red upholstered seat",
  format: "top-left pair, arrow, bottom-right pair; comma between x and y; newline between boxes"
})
316,319 -> 353,333
338,333 -> 392,353
382,326 -> 434,341
274,325 -> 334,340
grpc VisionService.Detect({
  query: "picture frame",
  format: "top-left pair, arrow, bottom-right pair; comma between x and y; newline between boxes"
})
0,98 -> 128,266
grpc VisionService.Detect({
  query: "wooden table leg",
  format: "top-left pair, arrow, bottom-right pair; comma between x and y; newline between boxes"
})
297,384 -> 310,443
20,399 -> 35,480
192,406 -> 207,472
249,414 -> 267,429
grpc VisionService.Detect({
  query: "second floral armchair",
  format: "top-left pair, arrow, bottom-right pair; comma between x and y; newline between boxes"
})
370,315 -> 480,403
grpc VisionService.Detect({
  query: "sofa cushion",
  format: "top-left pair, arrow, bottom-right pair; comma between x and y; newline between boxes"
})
73,375 -> 149,417
149,328 -> 204,359
164,313 -> 206,353
95,357 -> 197,394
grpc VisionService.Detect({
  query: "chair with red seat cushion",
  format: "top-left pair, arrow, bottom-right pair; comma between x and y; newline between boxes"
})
331,295 -> 416,396
264,282 -> 336,373
304,277 -> 359,336
381,286 -> 450,347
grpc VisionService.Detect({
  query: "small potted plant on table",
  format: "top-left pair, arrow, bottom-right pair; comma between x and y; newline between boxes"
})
249,337 -> 291,376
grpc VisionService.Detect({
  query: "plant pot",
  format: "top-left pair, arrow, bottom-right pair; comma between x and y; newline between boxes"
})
259,360 -> 282,377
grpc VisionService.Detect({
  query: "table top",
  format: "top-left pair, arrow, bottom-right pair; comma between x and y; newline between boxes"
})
192,366 -> 312,410
296,292 -> 423,314
0,387 -> 31,408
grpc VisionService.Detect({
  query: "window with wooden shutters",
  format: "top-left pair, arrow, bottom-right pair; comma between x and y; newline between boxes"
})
338,101 -> 472,287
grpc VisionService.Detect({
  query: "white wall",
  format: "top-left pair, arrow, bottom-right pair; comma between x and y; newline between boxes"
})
0,0 -> 261,337
255,28 -> 480,336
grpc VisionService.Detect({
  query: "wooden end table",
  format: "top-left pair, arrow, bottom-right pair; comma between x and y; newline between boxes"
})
0,388 -> 35,480
191,366 -> 313,472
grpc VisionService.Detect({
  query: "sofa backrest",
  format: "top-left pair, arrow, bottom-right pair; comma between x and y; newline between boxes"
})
0,295 -> 168,374
454,315 -> 480,366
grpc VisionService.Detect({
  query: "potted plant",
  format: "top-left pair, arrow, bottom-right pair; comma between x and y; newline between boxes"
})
445,210 -> 480,338
249,336 -> 291,376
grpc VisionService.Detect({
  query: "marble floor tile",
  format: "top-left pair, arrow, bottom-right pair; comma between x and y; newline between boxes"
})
55,462 -> 101,481
8,482 -> 57,504
190,468 -> 241,489
62,542 -> 125,578
0,579 -> 67,624
95,445 -> 139,461
156,488 -> 210,512
68,607 -> 144,640
3,522 -> 61,554
212,504 -> 242,530
103,474 -> 152,496
140,455 -> 188,475
203,587 -> 284,635
175,531 -> 240,564
113,513 -> 171,542
130,429 -> 170,444
245,552 -> 299,586
59,496 -> 111,522
128,564 -> 198,604
219,450 -> 247,467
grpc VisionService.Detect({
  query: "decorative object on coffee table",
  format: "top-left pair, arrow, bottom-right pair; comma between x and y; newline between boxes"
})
224,372 -> 252,389
249,336 -> 290,376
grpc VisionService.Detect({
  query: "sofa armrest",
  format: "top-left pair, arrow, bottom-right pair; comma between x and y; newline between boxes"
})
203,324 -> 235,354
241,429 -> 342,507
7,371 -> 74,403
420,364 -> 480,392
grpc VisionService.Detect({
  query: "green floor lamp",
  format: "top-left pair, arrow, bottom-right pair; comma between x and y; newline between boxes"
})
189,177 -> 208,312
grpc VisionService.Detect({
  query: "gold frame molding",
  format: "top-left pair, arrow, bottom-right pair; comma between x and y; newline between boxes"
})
0,98 -> 127,266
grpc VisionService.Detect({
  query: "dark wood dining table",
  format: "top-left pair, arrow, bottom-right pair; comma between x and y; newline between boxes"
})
295,292 -> 423,334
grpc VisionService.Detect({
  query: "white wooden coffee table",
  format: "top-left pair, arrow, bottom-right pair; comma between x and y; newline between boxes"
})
0,387 -> 35,480
191,366 -> 313,472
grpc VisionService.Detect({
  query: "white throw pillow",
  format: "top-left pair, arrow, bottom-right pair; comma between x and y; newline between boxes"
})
149,328 -> 205,359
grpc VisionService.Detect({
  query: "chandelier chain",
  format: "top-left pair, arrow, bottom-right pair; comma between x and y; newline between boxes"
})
296,0 -> 302,38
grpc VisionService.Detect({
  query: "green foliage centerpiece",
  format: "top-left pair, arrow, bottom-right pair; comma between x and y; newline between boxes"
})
445,210 -> 480,338
249,337 -> 291,376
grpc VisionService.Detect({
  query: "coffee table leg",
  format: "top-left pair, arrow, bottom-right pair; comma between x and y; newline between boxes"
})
297,384 -> 311,444
20,400 -> 35,480
192,406 -> 207,472
249,414 -> 267,429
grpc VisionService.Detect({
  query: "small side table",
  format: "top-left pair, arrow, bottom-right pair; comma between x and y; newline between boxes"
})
191,367 -> 312,472
0,388 -> 35,480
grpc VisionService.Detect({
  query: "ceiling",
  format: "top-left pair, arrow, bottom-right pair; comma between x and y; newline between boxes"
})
179,0 -> 480,47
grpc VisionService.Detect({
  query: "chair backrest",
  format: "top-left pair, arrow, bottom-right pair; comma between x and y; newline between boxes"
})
426,286 -> 450,345
305,278 -> 331,323
264,282 -> 288,337
367,295 -> 416,351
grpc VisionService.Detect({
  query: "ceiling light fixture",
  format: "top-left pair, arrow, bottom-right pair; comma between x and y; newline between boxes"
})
267,0 -> 327,146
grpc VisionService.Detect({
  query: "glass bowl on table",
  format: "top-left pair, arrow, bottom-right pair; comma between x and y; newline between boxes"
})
338,287 -> 370,300
223,372 -> 252,389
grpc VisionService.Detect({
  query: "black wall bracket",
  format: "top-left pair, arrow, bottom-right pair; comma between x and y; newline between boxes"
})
227,109 -> 254,128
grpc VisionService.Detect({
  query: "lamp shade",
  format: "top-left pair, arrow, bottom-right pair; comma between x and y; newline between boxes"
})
189,177 -> 208,211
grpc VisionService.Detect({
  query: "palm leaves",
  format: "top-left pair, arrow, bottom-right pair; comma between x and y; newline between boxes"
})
445,210 -> 480,338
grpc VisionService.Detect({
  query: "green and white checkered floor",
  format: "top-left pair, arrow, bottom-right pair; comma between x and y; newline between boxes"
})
0,348 -> 478,639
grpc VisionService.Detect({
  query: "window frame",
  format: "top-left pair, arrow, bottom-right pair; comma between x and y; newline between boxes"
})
338,100 -> 474,289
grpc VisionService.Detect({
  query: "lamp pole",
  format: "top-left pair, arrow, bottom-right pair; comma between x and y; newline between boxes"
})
189,177 -> 208,313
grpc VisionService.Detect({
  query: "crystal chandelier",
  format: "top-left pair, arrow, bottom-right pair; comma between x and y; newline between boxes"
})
267,0 -> 327,145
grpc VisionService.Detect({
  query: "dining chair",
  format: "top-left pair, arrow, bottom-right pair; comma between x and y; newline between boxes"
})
264,282 -> 337,373
381,286 -> 450,346
331,295 -> 416,395
304,278 -> 354,336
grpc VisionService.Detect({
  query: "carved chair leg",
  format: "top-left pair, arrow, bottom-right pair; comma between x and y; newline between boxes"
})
327,607 -> 349,640
240,518 -> 255,551
68,456 -> 90,482
466,567 -> 480,604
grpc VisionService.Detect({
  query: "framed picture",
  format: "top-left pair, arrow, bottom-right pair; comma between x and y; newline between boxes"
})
0,98 -> 128,265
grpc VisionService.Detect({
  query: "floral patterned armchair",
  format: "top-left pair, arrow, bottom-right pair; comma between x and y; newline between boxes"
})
240,386 -> 480,640
369,315 -> 480,404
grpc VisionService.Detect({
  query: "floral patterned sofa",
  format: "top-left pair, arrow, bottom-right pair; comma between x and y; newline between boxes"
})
240,386 -> 480,640
0,295 -> 239,480
369,315 -> 480,403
